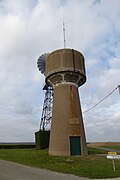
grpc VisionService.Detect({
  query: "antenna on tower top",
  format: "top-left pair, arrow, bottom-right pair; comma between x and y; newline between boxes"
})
63,20 -> 66,48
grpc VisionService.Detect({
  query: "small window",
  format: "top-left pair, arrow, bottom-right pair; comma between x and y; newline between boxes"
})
64,73 -> 79,83
49,75 -> 63,85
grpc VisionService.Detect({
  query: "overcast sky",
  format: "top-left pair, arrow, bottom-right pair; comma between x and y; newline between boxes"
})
0,0 -> 120,142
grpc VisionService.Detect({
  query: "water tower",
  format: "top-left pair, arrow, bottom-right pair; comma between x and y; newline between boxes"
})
45,48 -> 88,156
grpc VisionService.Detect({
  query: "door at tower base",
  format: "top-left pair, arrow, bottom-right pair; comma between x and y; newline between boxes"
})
70,136 -> 81,156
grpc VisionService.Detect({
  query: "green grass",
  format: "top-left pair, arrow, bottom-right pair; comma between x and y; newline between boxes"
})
88,147 -> 107,155
101,146 -> 120,151
0,148 -> 120,179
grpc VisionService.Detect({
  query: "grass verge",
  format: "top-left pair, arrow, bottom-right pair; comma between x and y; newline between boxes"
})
0,147 -> 120,179
101,146 -> 120,151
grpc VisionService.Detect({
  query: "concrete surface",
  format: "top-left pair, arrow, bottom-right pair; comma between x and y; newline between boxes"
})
0,159 -> 89,180
0,159 -> 120,180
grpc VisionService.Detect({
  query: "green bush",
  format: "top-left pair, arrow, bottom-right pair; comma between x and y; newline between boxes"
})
0,144 -> 35,149
35,130 -> 50,149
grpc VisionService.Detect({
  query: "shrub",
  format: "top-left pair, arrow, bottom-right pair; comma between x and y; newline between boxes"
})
35,130 -> 50,149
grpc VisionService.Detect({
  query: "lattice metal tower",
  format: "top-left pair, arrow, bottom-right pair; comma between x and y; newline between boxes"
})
39,84 -> 53,131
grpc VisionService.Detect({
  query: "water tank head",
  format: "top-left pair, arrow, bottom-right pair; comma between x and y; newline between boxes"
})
45,49 -> 86,87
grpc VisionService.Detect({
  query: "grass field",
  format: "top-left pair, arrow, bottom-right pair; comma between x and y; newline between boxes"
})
0,147 -> 120,179
102,146 -> 120,151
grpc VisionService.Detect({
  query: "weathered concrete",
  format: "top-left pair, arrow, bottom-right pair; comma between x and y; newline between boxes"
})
46,48 -> 88,156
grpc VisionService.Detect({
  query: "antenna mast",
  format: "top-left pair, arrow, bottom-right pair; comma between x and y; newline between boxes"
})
63,21 -> 66,48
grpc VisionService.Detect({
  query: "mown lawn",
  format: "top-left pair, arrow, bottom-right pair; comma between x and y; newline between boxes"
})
0,147 -> 120,179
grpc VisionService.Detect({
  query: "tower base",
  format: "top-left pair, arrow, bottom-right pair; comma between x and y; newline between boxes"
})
49,84 -> 88,156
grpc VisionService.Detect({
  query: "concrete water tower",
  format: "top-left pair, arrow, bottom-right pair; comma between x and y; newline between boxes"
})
45,48 -> 88,156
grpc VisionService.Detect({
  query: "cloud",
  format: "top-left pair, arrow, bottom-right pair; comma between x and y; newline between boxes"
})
0,0 -> 120,142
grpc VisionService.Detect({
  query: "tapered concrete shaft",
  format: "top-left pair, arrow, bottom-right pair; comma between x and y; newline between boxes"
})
49,83 -> 87,156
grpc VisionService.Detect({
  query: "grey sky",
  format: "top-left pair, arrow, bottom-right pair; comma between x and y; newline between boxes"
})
0,0 -> 120,142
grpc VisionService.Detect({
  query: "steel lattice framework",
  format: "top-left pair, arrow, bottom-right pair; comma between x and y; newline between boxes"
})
39,84 -> 53,131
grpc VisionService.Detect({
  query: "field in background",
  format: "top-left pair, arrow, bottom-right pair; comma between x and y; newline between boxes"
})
88,142 -> 120,153
0,142 -> 35,149
88,142 -> 120,147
